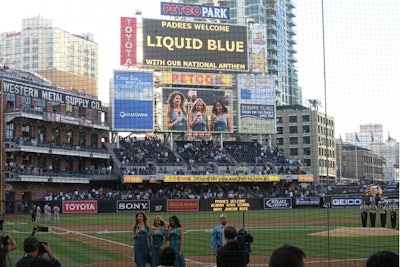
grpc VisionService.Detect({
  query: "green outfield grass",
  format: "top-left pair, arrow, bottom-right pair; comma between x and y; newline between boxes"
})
2,208 -> 398,266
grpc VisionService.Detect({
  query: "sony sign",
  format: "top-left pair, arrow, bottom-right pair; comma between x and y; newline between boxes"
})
331,197 -> 362,208
117,200 -> 150,212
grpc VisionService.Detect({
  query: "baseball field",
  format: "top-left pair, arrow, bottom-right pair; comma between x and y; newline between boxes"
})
2,208 -> 398,267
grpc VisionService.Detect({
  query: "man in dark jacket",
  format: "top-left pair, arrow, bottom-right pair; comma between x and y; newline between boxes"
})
217,226 -> 249,267
15,237 -> 61,267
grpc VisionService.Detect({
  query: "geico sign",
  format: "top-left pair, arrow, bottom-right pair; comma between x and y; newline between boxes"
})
118,201 -> 150,212
63,201 -> 97,213
332,198 -> 362,206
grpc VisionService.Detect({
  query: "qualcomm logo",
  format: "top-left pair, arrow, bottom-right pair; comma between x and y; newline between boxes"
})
119,111 -> 149,118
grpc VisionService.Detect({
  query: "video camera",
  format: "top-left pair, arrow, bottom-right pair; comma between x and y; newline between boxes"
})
236,228 -> 253,252
0,235 -> 9,247
31,226 -> 49,255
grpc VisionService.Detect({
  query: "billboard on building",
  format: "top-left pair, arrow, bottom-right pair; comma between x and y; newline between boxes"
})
238,74 -> 275,134
160,2 -> 230,20
112,70 -> 153,131
120,17 -> 137,66
142,18 -> 248,71
249,24 -> 268,74
162,87 -> 233,133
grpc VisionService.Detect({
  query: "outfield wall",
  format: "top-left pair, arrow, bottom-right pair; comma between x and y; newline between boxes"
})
6,196 -> 398,214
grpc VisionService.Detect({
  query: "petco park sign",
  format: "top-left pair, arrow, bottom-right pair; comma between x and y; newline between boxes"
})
62,201 -> 98,213
161,2 -> 230,20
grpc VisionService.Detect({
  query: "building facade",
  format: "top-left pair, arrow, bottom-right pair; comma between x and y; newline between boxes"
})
273,105 -> 336,185
0,16 -> 98,97
0,67 -> 112,212
336,143 -> 384,183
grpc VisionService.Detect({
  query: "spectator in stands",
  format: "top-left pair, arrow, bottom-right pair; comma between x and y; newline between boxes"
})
210,100 -> 232,132
166,91 -> 187,131
188,98 -> 209,131
365,250 -> 398,267
269,244 -> 306,267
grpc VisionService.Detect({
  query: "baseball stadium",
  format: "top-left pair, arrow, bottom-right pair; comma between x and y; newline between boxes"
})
0,1 -> 399,267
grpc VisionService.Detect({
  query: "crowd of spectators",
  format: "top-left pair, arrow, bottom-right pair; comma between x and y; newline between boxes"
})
40,181 -> 321,202
115,136 -> 306,177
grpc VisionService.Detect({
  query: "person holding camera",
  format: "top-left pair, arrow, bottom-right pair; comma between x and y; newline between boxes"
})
0,233 -> 17,267
15,236 -> 61,267
216,226 -> 249,267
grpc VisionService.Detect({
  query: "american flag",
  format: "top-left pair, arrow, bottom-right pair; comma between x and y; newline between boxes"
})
365,184 -> 382,198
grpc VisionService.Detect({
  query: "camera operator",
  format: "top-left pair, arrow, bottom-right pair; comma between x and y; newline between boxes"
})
15,237 -> 61,267
216,226 -> 249,267
0,233 -> 17,267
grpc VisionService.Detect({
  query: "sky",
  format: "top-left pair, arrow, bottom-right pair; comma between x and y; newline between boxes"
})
0,0 -> 399,140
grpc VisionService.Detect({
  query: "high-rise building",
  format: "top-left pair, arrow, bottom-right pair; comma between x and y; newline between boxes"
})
0,16 -> 98,97
181,0 -> 300,106
274,105 -> 336,185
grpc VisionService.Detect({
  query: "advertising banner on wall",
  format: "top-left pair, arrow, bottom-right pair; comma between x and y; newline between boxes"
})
238,74 -> 275,134
142,18 -> 248,71
112,70 -> 153,131
161,71 -> 232,87
120,17 -> 137,66
249,24 -> 268,73
162,87 -> 233,133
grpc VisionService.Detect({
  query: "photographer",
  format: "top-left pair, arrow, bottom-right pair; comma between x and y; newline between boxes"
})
0,233 -> 17,267
15,237 -> 61,267
216,226 -> 249,267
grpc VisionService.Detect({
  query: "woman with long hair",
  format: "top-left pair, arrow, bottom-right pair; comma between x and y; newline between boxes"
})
132,212 -> 151,267
188,98 -> 208,131
210,100 -> 232,132
166,91 -> 187,131
150,216 -> 167,267
166,215 -> 186,267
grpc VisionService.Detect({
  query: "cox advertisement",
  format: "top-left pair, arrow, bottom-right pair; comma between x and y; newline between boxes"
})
112,71 -> 154,131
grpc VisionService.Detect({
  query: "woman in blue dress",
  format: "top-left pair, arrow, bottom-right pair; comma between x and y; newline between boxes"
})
210,100 -> 232,132
166,91 -> 187,131
150,216 -> 167,267
132,212 -> 151,267
188,98 -> 209,131
166,215 -> 186,267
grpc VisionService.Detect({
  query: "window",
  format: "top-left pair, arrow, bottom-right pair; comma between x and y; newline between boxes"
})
290,137 -> 297,145
276,127 -> 283,134
289,126 -> 297,134
290,148 -> 298,156
289,116 -> 297,123
65,104 -> 73,116
303,136 -> 310,144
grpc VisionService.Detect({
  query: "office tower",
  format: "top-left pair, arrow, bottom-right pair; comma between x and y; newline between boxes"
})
0,16 -> 98,97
